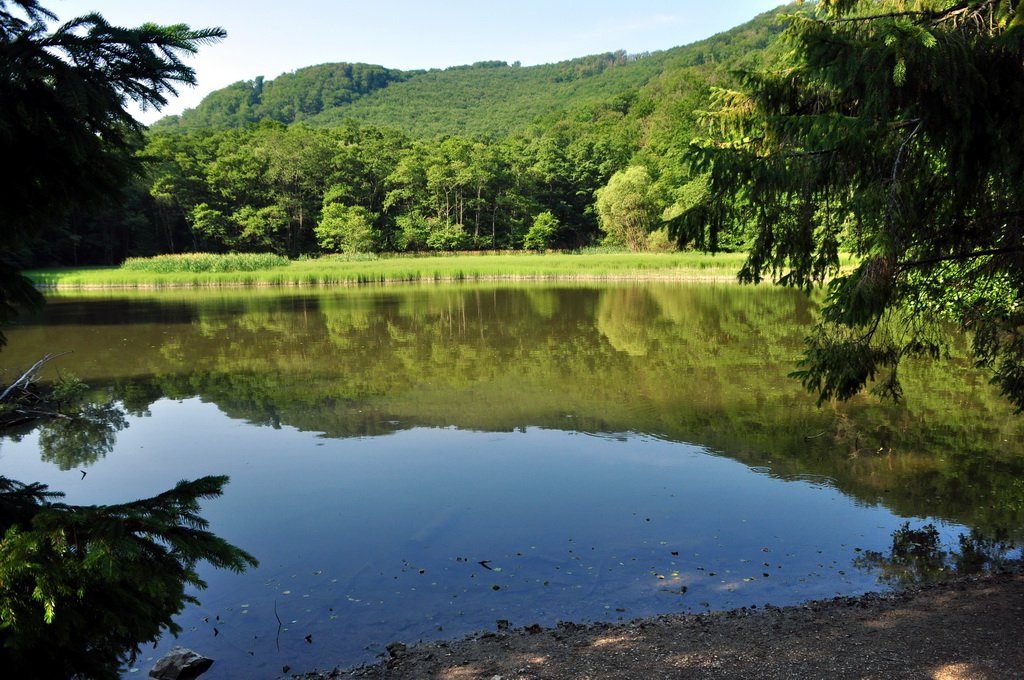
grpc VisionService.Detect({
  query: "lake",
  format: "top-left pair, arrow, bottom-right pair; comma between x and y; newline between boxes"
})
1,282 -> 1022,678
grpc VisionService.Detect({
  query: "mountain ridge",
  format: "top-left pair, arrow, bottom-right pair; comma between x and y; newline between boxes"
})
153,5 -> 791,138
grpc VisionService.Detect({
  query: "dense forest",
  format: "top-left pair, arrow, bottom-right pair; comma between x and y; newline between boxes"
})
13,5 -> 789,268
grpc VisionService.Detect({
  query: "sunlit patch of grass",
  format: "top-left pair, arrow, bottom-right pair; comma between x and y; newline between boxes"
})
121,252 -> 289,273
27,250 -> 849,289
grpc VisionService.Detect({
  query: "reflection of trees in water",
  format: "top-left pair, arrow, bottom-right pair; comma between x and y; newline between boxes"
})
9,286 -> 1024,536
37,401 -> 128,470
596,287 -> 662,356
854,522 -> 1019,588
1,361 -> 129,470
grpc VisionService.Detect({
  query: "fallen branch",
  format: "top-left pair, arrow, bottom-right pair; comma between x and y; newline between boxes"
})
0,353 -> 66,403
0,353 -> 75,431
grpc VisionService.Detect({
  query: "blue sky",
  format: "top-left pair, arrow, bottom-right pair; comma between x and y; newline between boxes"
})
54,1 -> 785,123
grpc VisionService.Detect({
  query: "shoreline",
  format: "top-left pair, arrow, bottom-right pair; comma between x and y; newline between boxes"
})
292,569 -> 1024,679
31,273 -> 743,291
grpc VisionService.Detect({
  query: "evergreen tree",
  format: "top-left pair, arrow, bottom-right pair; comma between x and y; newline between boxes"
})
677,0 -> 1024,408
0,3 -> 258,677
0,0 -> 225,340
0,476 -> 257,679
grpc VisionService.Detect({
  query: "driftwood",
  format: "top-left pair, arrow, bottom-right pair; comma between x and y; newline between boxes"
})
0,353 -> 69,428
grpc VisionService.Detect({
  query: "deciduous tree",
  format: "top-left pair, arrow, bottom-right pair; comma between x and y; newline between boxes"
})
316,200 -> 378,254
596,166 -> 661,251
523,211 -> 560,251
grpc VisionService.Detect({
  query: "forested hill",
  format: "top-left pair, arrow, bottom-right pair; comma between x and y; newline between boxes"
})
154,5 -> 789,138
27,4 -> 794,269
151,62 -> 415,130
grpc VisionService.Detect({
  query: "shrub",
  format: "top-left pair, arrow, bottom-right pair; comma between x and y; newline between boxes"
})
315,205 -> 378,254
425,223 -> 470,251
523,211 -> 560,251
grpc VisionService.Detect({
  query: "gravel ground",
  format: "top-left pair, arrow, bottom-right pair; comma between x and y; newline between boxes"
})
292,570 -> 1024,679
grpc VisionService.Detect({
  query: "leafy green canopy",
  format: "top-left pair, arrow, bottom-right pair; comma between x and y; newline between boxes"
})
152,62 -> 412,130
0,0 -> 225,340
677,0 -> 1024,409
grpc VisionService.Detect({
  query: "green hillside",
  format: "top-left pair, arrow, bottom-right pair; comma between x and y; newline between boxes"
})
156,6 -> 790,138
308,52 -> 657,138
152,62 -> 415,130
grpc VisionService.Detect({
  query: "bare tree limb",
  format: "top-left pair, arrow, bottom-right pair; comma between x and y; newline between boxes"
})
0,353 -> 67,403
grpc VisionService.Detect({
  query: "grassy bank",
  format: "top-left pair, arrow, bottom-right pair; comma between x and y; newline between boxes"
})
27,251 -> 754,288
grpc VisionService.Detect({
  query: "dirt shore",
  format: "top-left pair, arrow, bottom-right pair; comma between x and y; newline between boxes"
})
294,570 -> 1024,679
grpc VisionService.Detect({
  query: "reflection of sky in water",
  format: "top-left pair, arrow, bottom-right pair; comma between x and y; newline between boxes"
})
0,398 -> 962,679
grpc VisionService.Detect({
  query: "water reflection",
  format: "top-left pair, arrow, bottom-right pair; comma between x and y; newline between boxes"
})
37,401 -> 127,470
853,523 -> 1019,587
0,372 -> 128,470
0,283 -> 1022,676
5,284 -> 1022,535
0,409 -> 948,676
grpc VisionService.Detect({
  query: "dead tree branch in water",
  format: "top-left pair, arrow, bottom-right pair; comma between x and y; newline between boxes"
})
0,353 -> 70,428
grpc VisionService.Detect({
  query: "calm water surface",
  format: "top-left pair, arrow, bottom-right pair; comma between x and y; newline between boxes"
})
1,283 -> 1022,678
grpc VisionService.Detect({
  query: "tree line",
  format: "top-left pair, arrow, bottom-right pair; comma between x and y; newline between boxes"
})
20,113 -> 702,266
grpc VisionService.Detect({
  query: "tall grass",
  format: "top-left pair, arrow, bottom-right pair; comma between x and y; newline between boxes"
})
120,253 -> 289,273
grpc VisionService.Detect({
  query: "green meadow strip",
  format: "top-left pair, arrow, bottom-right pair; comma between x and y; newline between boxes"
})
26,251 -> 859,289
28,252 -> 758,289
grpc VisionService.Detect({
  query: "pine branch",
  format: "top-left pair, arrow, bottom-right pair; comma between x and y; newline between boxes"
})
823,0 -> 1004,31
898,245 -> 1024,271
823,2 -> 973,25
827,10 -> 942,24
886,118 -> 922,224
786,147 -> 838,158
